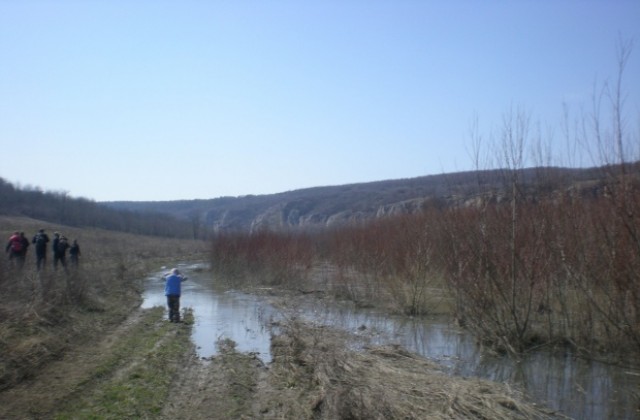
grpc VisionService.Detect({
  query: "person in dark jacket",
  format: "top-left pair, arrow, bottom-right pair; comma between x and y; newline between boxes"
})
32,229 -> 50,271
164,268 -> 188,322
17,232 -> 29,268
53,235 -> 69,271
69,239 -> 81,267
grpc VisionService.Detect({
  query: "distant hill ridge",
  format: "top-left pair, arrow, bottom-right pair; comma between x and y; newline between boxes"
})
104,165 -> 627,232
0,178 -> 193,238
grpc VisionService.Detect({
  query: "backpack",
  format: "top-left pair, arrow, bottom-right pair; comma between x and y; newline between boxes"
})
35,233 -> 46,247
10,237 -> 23,252
57,238 -> 68,252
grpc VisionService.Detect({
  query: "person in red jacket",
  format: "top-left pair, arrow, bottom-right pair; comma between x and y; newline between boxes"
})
5,231 -> 25,268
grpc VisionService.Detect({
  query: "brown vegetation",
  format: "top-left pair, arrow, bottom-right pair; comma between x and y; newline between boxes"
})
210,43 -> 639,361
161,317 -> 558,419
209,171 -> 640,360
258,319 -> 557,419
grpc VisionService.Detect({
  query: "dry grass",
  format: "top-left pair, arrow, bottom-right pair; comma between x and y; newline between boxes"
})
263,319 -> 560,419
0,215 -> 207,392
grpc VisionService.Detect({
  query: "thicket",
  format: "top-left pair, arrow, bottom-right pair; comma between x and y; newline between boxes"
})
210,164 -> 640,359
211,41 -> 640,360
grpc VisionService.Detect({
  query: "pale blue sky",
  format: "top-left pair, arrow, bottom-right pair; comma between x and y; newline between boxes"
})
1,1 -> 639,201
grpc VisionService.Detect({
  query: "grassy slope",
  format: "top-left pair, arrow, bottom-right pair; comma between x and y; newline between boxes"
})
0,215 -> 207,394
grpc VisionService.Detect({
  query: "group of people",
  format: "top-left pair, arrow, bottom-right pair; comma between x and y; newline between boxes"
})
5,228 -> 81,271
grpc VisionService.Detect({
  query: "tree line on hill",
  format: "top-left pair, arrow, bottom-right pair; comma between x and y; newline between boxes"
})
104,165 -> 622,232
0,178 -> 196,239
3,162 -> 638,239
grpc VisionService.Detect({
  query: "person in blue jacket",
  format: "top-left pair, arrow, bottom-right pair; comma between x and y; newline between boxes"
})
164,268 -> 188,322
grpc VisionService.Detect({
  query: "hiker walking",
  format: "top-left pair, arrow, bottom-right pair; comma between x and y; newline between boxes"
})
69,239 -> 81,267
164,268 -> 188,322
17,232 -> 29,267
5,231 -> 26,268
32,229 -> 50,270
53,233 -> 69,270
52,232 -> 60,268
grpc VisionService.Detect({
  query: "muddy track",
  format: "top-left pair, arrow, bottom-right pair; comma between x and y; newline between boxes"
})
0,300 -> 561,419
161,342 -> 269,419
0,309 -> 148,419
0,304 -> 270,419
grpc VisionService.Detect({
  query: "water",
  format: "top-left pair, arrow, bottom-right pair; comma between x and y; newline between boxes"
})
142,264 -> 640,419
141,264 -> 276,361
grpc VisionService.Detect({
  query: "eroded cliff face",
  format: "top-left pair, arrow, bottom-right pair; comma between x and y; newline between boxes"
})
207,196 -> 433,231
241,201 -> 364,231
105,165 -> 627,233
203,179 -> 618,232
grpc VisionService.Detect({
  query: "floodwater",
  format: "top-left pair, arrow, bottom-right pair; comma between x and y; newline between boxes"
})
142,263 -> 640,420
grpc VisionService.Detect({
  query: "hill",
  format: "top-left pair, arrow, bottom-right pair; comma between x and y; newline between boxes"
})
0,179 -> 194,238
4,164 -> 634,235
104,165 -> 621,232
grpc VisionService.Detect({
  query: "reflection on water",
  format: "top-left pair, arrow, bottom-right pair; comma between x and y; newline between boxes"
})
142,265 -> 277,362
142,265 -> 640,420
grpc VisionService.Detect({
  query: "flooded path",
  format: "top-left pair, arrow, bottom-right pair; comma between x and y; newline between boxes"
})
142,263 -> 640,420
142,265 -> 276,361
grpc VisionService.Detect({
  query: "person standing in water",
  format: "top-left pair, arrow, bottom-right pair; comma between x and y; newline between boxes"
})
164,268 -> 188,322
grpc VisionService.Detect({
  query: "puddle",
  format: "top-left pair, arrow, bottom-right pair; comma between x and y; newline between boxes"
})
142,263 -> 276,362
142,264 -> 640,420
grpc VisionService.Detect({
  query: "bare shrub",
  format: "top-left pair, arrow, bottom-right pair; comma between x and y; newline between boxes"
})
440,39 -> 640,357
211,229 -> 313,289
552,175 -> 640,354
318,213 -> 450,314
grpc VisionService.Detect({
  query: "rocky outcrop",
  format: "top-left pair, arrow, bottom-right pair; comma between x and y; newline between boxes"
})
105,165 -> 634,233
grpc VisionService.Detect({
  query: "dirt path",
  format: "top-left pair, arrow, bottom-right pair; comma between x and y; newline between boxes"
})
0,301 -> 562,419
0,304 -> 270,420
0,310 -> 147,419
161,340 -> 268,419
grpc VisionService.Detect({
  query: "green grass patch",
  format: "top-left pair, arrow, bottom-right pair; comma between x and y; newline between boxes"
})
54,307 -> 194,419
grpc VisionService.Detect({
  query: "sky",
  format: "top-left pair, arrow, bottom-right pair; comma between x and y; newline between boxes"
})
1,1 -> 639,202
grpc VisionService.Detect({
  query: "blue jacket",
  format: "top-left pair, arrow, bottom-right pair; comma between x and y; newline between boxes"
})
164,274 -> 185,296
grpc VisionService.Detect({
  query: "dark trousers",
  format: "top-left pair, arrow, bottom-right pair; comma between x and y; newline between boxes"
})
54,253 -> 66,270
36,252 -> 46,270
8,251 -> 25,269
167,295 -> 181,322
35,248 -> 47,270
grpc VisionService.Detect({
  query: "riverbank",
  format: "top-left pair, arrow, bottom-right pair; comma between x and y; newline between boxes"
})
0,255 -> 562,419
0,305 -> 560,419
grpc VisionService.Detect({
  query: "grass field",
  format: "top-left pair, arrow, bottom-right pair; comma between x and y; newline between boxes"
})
0,215 -> 207,392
